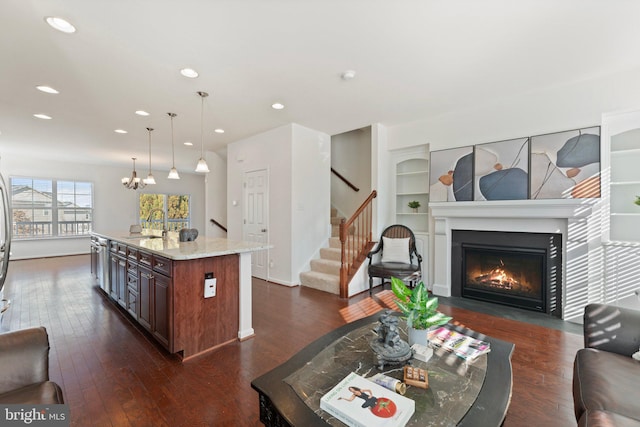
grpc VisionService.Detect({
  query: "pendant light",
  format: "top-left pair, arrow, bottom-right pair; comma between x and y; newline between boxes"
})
143,127 -> 156,185
122,157 -> 145,190
167,113 -> 180,179
195,91 -> 210,173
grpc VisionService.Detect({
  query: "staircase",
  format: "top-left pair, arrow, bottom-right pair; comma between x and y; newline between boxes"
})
299,209 -> 346,295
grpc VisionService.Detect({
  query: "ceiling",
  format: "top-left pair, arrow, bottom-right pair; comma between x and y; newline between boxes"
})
2,0 -> 640,174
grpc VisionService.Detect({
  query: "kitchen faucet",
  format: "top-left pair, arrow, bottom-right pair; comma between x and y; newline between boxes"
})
147,208 -> 167,237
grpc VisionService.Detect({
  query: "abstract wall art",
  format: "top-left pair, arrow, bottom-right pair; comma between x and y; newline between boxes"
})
530,126 -> 601,199
474,137 -> 529,201
429,125 -> 601,203
429,146 -> 474,202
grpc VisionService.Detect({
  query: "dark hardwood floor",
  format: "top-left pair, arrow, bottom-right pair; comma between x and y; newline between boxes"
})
0,255 -> 583,426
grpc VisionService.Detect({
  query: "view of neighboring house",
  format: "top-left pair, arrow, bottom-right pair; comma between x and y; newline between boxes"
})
10,179 -> 93,238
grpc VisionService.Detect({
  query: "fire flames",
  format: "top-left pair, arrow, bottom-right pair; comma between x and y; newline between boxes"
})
473,260 -> 519,290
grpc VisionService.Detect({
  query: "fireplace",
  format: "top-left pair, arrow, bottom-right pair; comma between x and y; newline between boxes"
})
451,230 -> 562,317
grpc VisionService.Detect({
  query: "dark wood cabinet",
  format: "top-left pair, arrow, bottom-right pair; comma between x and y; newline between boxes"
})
152,273 -> 170,347
108,243 -> 173,350
109,253 -> 127,308
100,234 -> 241,360
137,252 -> 172,350
138,266 -> 153,331
126,279 -> 138,319
109,254 -> 119,300
116,256 -> 127,308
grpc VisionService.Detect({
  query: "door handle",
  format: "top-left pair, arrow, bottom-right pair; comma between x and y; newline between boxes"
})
261,229 -> 267,232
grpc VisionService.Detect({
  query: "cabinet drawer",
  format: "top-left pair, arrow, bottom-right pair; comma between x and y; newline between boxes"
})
126,288 -> 138,318
152,255 -> 172,277
127,260 -> 138,275
127,247 -> 139,262
138,251 -> 153,268
127,272 -> 138,289
112,242 -> 127,256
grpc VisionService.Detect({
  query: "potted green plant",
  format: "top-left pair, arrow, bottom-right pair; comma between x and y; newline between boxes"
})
391,276 -> 452,346
407,200 -> 421,213
635,196 -> 640,206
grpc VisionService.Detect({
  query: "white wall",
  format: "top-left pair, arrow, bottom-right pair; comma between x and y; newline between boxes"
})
291,125 -> 331,282
371,123 -> 392,238
227,125 -> 294,285
227,123 -> 330,286
331,127 -> 371,218
388,65 -> 640,151
1,154 -> 205,259
204,151 -> 228,238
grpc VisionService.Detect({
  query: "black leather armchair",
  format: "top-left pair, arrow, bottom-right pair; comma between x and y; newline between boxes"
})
573,304 -> 640,426
367,224 -> 422,295
0,326 -> 64,404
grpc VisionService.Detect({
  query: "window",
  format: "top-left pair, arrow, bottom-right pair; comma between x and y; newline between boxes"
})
11,177 -> 93,239
139,193 -> 190,232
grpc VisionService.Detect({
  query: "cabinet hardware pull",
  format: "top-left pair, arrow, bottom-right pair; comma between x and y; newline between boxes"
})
156,262 -> 164,267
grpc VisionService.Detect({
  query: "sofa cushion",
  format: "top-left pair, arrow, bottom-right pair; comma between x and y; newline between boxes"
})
574,348 -> 640,422
0,381 -> 64,404
579,410 -> 640,427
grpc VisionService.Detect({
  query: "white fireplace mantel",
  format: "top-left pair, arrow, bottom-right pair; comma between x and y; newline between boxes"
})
430,199 -> 597,220
429,198 -> 602,320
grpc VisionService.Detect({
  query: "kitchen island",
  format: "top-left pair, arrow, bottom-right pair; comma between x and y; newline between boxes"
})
91,231 -> 270,361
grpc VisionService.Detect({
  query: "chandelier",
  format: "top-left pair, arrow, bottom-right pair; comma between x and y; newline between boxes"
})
122,157 -> 145,190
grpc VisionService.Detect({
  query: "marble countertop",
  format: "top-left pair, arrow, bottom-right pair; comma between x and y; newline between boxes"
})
92,230 -> 271,261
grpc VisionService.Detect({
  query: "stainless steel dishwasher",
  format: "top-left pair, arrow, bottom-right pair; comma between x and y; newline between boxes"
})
95,236 -> 110,294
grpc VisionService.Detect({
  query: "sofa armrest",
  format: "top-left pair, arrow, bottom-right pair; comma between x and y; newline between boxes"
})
0,327 -> 50,395
583,303 -> 640,357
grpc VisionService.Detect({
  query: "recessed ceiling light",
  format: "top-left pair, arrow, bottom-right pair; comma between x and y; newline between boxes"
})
135,110 -> 150,116
184,141 -> 193,146
180,68 -> 199,78
214,128 -> 225,134
45,17 -> 76,33
34,114 -> 52,120
114,129 -> 128,134
36,85 -> 59,94
341,70 -> 356,80
271,103 -> 285,110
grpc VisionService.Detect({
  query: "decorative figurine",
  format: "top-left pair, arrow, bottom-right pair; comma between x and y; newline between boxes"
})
369,310 -> 413,370
179,228 -> 199,242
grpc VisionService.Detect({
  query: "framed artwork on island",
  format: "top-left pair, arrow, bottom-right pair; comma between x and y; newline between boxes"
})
430,146 -> 474,202
530,126 -> 601,199
474,137 -> 529,201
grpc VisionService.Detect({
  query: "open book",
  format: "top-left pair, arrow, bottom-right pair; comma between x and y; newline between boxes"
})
427,326 -> 491,361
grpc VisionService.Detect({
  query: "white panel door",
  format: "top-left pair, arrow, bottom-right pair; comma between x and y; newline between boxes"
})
243,169 -> 269,280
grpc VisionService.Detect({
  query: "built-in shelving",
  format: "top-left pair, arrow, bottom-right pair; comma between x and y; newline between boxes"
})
394,155 -> 429,233
609,128 -> 640,242
391,145 -> 430,285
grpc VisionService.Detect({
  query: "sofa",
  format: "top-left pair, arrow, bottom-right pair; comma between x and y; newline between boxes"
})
573,303 -> 640,426
0,326 -> 64,404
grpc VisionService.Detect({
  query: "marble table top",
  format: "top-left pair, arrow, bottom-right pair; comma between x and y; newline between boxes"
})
285,318 -> 488,426
252,312 -> 514,427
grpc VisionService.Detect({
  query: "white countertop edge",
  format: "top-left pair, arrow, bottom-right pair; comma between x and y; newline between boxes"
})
91,231 -> 272,261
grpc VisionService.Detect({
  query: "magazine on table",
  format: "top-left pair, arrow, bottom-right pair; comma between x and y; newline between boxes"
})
427,326 -> 491,361
320,372 -> 415,427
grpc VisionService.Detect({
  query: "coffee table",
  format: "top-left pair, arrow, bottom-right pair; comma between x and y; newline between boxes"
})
251,312 -> 514,426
